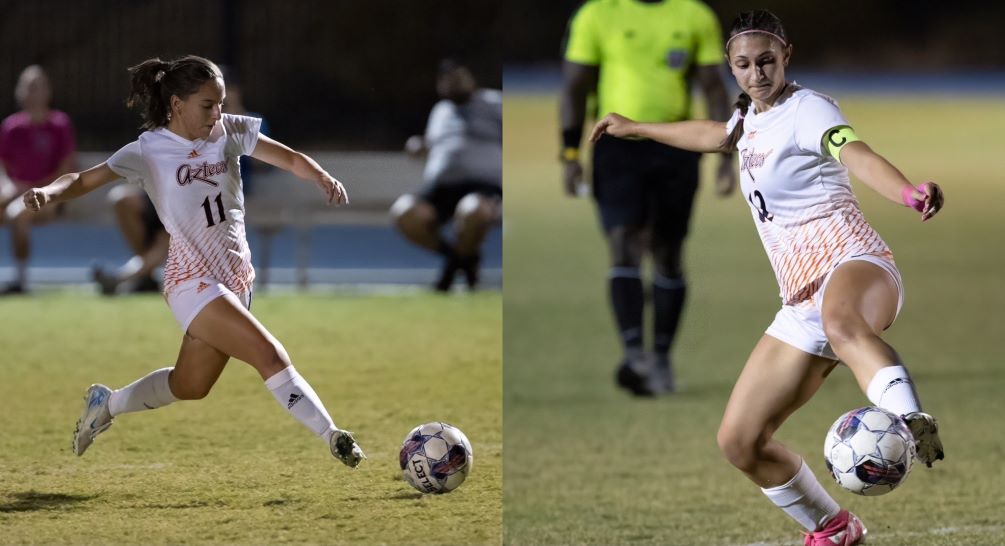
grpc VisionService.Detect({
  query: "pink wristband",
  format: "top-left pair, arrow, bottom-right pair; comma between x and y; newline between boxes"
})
901,184 -> 926,213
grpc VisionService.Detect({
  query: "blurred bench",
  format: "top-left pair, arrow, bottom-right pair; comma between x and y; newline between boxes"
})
61,151 -> 424,287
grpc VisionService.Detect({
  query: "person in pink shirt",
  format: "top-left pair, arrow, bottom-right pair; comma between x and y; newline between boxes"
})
0,65 -> 77,294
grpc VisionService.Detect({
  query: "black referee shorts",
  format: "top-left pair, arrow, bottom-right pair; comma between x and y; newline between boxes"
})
591,137 -> 700,241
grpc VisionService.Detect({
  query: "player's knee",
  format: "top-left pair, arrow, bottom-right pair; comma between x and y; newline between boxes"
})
254,339 -> 291,373
717,424 -> 761,472
822,316 -> 870,350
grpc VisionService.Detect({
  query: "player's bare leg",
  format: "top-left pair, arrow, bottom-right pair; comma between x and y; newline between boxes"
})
717,335 -> 859,538
821,259 -> 944,466
187,294 -> 365,467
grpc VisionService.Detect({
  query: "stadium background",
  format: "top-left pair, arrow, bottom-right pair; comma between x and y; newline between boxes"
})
503,2 -> 1005,545
0,0 -> 503,288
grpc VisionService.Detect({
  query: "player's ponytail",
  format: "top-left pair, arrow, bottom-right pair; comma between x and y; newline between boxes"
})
721,92 -> 751,151
126,55 -> 222,130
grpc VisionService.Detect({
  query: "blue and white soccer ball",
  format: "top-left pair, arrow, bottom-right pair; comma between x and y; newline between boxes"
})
400,422 -> 473,494
824,406 -> 916,496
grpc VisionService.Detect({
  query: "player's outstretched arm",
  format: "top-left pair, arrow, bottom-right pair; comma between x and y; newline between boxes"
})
839,141 -> 944,221
22,162 -> 121,212
589,113 -> 727,154
250,134 -> 348,205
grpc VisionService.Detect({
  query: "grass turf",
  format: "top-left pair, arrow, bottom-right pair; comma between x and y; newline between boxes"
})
0,290 -> 501,545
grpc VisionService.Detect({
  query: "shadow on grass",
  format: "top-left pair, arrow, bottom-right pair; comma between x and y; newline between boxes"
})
0,491 -> 97,513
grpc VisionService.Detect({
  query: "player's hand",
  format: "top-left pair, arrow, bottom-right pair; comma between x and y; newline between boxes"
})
317,173 -> 348,205
589,113 -> 638,143
715,156 -> 737,197
907,181 -> 943,222
22,188 -> 50,212
404,135 -> 425,156
562,160 -> 588,197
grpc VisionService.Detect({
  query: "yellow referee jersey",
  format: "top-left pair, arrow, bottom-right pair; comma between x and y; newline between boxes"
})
564,0 -> 724,123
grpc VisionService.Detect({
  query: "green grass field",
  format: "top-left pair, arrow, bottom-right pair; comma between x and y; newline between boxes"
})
503,94 -> 1005,545
0,290 -> 501,545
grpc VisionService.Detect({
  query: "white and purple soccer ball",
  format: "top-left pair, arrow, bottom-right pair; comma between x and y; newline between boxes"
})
824,406 -> 916,496
400,422 -> 473,494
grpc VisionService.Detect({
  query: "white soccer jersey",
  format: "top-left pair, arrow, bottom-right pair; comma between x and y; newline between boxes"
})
107,114 -> 261,297
725,85 -> 893,304
423,89 -> 502,186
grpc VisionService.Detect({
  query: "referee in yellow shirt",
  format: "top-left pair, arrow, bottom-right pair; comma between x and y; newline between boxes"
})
560,0 -> 736,395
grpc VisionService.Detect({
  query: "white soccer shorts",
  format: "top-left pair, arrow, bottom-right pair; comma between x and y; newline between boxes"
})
165,277 -> 251,332
765,254 -> 904,360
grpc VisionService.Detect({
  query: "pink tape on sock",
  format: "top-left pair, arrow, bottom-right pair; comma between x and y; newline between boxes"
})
901,183 -> 927,212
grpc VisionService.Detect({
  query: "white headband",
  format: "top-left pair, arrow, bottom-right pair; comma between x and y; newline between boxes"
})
726,29 -> 788,50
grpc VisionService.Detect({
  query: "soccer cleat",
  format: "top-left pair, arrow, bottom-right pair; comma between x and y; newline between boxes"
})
616,355 -> 656,396
91,265 -> 119,296
330,429 -> 367,468
647,354 -> 676,395
73,384 -> 114,456
803,510 -> 867,546
903,411 -> 945,467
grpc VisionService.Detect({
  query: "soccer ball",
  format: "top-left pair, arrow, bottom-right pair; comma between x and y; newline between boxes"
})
824,406 -> 916,496
400,422 -> 473,494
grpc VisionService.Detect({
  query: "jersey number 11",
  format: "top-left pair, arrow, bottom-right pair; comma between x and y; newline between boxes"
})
202,193 -> 227,227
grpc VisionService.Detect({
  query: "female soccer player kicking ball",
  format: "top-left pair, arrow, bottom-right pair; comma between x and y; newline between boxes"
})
591,10 -> 944,546
22,55 -> 365,469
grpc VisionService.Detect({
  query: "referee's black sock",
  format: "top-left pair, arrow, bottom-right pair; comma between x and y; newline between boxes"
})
653,273 -> 686,367
609,267 -> 644,358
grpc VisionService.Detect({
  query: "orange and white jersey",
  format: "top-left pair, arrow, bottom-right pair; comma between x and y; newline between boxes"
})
726,85 -> 893,305
106,114 -> 261,297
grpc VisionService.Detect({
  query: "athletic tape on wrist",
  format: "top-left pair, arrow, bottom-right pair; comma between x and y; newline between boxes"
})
901,183 -> 927,212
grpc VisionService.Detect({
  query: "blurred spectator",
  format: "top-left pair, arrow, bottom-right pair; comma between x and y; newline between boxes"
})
390,60 -> 502,292
0,65 -> 76,294
92,75 -> 268,295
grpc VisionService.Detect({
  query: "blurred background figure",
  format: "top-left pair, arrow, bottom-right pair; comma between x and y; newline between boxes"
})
0,64 -> 76,294
390,59 -> 502,292
560,0 -> 735,395
92,74 -> 269,296
91,184 -> 167,294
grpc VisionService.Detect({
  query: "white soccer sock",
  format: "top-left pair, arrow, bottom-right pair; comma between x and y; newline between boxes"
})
866,365 -> 921,416
108,367 -> 179,416
264,366 -> 338,443
762,460 -> 841,532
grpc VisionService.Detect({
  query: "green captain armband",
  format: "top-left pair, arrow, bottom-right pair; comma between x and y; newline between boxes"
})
823,125 -> 861,163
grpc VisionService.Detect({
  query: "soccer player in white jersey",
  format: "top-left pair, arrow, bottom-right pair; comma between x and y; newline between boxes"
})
590,10 -> 945,546
20,55 -> 366,469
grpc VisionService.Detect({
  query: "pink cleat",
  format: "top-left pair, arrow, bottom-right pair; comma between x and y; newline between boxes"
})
803,510 -> 867,546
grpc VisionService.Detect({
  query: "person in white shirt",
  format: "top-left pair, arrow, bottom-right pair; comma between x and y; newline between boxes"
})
390,59 -> 501,292
590,10 -> 945,546
21,55 -> 365,469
